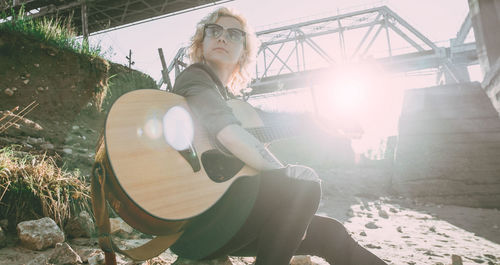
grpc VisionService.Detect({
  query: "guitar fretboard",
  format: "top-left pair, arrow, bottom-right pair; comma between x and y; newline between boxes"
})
246,124 -> 301,143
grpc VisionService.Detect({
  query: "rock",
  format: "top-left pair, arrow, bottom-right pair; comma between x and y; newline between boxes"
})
41,142 -> 55,150
26,254 -> 49,265
173,256 -> 233,265
4,88 -> 14,96
397,226 -> 403,233
76,248 -> 103,263
0,226 -> 7,247
451,254 -> 463,265
364,243 -> 382,249
389,207 -> 398,213
37,86 -> 45,92
346,209 -> 354,217
359,231 -> 367,236
72,125 -> 80,130
291,255 -> 313,265
63,148 -> 73,154
17,217 -> 65,250
23,79 -> 29,84
364,222 -> 379,229
378,209 -> 389,219
49,242 -> 83,264
27,136 -> 43,145
109,218 -> 134,237
34,63 -> 40,67
65,211 -> 95,238
87,252 -> 105,265
0,219 -> 7,229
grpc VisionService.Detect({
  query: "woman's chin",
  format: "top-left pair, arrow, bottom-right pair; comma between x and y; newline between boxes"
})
206,56 -> 238,68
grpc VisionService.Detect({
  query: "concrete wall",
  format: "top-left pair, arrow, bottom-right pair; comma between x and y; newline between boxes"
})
393,82 -> 500,208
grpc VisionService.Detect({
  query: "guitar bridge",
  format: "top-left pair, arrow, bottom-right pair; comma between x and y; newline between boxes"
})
178,145 -> 201,172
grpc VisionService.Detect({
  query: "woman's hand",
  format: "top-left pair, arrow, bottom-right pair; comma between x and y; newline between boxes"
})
284,164 -> 321,182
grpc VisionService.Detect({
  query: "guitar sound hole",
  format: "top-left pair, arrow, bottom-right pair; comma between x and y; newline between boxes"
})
201,150 -> 245,183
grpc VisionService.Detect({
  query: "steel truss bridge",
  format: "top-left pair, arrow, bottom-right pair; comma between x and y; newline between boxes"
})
1,0 -> 233,36
164,5 -> 477,96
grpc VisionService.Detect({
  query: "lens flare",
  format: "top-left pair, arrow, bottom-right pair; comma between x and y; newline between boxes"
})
144,118 -> 162,139
162,106 -> 194,151
314,62 -> 403,158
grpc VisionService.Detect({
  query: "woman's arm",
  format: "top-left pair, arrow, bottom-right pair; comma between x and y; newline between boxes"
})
216,124 -> 284,171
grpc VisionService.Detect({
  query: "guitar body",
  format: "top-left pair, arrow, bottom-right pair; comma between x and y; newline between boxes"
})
104,89 -> 261,222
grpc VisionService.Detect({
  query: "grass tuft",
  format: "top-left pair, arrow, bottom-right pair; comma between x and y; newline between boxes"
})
0,145 -> 92,229
0,5 -> 106,57
101,69 -> 158,112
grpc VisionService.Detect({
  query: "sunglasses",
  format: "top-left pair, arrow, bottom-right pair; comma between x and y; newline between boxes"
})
204,23 -> 246,44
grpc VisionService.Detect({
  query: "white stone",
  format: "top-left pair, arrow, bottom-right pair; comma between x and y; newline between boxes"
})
17,217 -> 65,250
291,255 -> 313,265
4,88 -> 14,96
49,242 -> 83,264
88,252 -> 105,265
27,136 -> 43,145
76,248 -> 103,263
63,148 -> 73,154
109,218 -> 134,237
40,143 -> 55,150
65,211 -> 95,238
26,254 -> 49,265
0,226 -> 7,247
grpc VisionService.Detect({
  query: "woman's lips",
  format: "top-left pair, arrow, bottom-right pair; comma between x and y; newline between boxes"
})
213,47 -> 228,53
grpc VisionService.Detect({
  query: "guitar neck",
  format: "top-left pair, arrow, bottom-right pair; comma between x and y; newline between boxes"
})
246,124 -> 301,143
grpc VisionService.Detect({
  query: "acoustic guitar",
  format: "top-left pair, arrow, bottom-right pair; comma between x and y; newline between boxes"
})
104,89 -> 303,221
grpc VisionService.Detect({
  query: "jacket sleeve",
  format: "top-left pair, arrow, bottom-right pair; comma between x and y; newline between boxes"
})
172,66 -> 241,138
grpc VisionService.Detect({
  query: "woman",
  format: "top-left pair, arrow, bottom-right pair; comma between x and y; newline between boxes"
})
170,7 -> 388,265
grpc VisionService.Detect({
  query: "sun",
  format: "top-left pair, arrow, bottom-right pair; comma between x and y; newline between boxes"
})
312,62 -> 403,156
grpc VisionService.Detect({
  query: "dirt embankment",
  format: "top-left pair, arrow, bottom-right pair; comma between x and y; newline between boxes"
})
0,30 -> 155,175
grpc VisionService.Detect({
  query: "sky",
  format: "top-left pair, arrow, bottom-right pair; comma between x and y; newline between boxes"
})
87,0 -> 475,156
88,0 -> 473,83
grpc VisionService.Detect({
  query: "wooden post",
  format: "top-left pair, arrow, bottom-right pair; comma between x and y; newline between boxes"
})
81,0 -> 89,43
126,49 -> 135,69
158,48 -> 173,91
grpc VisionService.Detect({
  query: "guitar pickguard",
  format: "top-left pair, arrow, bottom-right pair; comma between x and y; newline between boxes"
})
201,150 -> 245,183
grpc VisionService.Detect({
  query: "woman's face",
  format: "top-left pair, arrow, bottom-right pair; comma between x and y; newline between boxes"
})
202,16 -> 245,72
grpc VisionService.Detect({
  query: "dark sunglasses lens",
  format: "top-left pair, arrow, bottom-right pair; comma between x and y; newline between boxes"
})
205,25 -> 223,38
228,29 -> 245,42
205,24 -> 245,43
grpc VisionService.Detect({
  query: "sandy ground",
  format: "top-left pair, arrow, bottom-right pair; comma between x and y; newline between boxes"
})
316,165 -> 500,265
0,167 -> 499,265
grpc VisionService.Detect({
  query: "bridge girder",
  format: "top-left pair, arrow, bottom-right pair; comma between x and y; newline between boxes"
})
164,5 -> 477,95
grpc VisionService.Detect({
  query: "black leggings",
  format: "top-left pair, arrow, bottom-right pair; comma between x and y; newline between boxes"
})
205,167 -> 387,265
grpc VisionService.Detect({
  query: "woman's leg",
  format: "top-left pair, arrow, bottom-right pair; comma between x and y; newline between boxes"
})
295,215 -> 388,265
207,167 -> 322,265
252,178 -> 321,265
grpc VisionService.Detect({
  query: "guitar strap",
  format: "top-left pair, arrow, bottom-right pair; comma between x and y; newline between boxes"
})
91,143 -> 183,264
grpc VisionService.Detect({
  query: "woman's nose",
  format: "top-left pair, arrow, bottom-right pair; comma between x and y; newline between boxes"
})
216,32 -> 229,43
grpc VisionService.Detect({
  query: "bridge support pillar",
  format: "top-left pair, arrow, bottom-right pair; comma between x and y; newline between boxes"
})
468,0 -> 500,76
444,65 -> 470,84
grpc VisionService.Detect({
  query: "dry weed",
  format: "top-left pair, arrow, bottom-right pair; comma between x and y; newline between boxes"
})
0,145 -> 91,228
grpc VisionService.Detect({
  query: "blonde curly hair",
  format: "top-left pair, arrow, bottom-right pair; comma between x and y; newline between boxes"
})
188,7 -> 260,96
